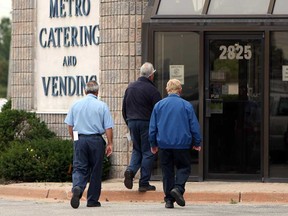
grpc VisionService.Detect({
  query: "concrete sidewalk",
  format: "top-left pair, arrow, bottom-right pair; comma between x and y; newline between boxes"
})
0,179 -> 288,204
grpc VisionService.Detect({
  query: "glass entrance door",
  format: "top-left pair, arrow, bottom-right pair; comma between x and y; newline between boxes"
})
205,34 -> 263,179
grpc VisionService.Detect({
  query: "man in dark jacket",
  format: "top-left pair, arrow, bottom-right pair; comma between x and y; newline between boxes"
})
122,62 -> 161,192
149,79 -> 202,208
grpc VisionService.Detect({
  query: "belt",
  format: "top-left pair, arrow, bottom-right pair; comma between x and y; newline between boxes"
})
78,134 -> 102,137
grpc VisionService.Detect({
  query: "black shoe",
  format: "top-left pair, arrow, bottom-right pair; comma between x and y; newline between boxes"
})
70,186 -> 81,209
170,188 -> 185,207
87,202 -> 101,207
124,170 -> 134,189
165,200 -> 174,209
138,185 -> 156,192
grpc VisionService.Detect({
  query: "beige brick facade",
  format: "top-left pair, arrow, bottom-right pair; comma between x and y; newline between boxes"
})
9,0 -> 149,178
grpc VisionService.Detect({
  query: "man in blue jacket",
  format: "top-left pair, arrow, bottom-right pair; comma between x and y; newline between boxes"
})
122,62 -> 161,192
149,79 -> 202,209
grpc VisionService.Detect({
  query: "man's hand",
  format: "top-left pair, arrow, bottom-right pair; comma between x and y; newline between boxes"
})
106,144 -> 113,157
105,128 -> 113,157
192,146 -> 201,151
151,146 -> 158,154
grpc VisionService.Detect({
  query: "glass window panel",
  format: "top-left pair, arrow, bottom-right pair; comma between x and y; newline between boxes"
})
208,0 -> 270,15
273,0 -> 288,14
157,0 -> 205,15
207,38 -> 262,175
270,32 -> 288,178
153,32 -> 200,178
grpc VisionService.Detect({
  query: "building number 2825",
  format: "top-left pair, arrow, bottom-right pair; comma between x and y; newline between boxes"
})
219,44 -> 252,60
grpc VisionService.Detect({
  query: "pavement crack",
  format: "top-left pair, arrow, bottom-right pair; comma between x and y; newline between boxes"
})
46,189 -> 50,198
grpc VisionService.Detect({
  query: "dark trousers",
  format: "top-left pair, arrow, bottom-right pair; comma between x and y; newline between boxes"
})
159,148 -> 192,202
72,134 -> 105,205
127,120 -> 155,186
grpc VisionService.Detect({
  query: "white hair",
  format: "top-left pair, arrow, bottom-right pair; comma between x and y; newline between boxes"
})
140,62 -> 155,78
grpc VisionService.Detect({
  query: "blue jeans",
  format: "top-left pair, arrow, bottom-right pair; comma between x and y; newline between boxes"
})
72,134 -> 105,205
127,120 -> 155,187
159,148 -> 191,202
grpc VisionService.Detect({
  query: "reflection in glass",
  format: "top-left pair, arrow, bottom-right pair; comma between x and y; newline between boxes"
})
208,0 -> 270,15
273,0 -> 288,14
270,32 -> 288,178
157,0 -> 205,15
153,32 -> 200,178
208,38 -> 262,175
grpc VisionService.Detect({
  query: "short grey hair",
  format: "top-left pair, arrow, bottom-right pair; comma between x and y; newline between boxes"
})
140,62 -> 155,78
85,81 -> 99,94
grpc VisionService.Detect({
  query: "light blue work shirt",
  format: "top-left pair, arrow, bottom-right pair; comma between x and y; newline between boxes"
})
64,94 -> 114,135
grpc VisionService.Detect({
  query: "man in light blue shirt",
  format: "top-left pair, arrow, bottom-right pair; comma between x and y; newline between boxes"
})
64,81 -> 114,209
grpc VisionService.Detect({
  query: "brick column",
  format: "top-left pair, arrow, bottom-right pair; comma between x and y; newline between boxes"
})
10,0 -> 35,110
100,0 -> 148,178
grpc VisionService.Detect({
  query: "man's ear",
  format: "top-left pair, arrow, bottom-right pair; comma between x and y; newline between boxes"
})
149,73 -> 154,81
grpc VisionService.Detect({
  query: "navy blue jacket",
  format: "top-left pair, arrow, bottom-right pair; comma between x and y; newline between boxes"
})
122,76 -> 161,124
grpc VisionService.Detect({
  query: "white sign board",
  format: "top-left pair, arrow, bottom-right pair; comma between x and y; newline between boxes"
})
282,65 -> 288,81
36,0 -> 100,112
169,65 -> 184,84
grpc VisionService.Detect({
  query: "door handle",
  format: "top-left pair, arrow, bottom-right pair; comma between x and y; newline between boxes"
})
206,99 -> 211,117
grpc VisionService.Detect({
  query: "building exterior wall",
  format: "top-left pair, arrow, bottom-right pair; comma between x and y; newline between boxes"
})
9,0 -> 149,178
